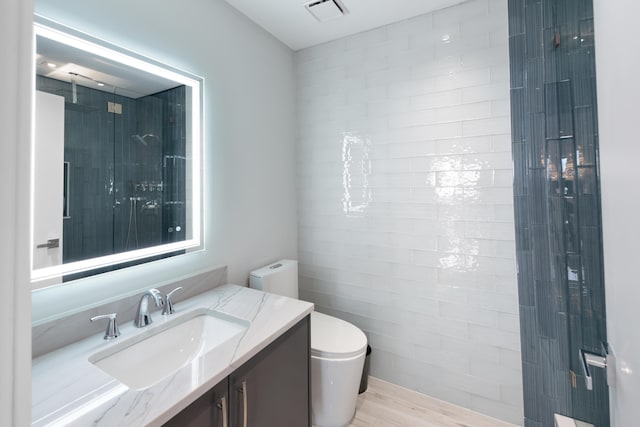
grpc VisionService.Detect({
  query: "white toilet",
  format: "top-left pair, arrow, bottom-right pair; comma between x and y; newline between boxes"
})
250,260 -> 367,427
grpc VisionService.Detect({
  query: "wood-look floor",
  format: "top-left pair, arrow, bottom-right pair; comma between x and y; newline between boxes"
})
348,377 -> 518,427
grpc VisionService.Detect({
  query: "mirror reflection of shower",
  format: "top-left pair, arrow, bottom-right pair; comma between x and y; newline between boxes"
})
35,68 -> 188,265
32,21 -> 202,283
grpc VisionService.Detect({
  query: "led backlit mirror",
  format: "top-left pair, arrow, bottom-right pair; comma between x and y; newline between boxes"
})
31,17 -> 203,287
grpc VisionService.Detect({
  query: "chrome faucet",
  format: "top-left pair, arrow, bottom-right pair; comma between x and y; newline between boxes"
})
134,288 -> 163,328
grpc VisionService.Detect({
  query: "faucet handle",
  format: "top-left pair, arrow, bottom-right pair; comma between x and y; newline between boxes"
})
162,286 -> 183,315
90,313 -> 120,340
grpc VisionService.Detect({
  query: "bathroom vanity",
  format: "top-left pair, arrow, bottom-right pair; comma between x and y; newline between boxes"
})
165,317 -> 309,427
32,284 -> 313,426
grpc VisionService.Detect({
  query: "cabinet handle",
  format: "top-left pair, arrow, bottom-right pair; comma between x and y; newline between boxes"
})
216,396 -> 228,427
238,380 -> 248,427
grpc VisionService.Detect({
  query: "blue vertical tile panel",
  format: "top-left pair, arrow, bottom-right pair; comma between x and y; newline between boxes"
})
508,0 -> 609,426
509,0 -> 526,36
528,113 -> 546,168
525,1 -> 544,59
510,34 -> 527,89
527,60 -> 545,113
511,88 -> 527,143
574,107 -> 596,165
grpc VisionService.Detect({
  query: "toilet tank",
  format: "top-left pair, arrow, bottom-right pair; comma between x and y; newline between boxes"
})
249,259 -> 298,299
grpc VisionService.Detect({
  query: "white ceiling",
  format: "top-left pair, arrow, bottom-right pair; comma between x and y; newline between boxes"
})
224,0 -> 468,51
36,36 -> 179,99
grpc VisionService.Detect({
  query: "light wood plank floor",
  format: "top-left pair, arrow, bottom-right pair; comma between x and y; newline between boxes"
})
349,377 -> 518,427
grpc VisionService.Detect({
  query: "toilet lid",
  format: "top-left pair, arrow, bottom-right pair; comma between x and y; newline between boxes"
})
310,312 -> 367,359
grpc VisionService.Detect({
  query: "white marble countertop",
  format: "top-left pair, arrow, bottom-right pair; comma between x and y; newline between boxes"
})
32,284 -> 314,427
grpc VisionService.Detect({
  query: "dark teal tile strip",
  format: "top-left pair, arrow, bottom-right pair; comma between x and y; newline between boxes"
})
508,0 -> 609,425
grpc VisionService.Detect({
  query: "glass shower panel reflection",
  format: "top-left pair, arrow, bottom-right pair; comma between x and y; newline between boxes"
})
115,85 -> 187,252
35,76 -> 118,263
159,85 -> 187,244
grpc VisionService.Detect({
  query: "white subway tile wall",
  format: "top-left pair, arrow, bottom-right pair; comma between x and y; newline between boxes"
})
295,0 -> 522,424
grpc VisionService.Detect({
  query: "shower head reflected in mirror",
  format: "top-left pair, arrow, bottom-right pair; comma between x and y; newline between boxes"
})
131,134 -> 159,146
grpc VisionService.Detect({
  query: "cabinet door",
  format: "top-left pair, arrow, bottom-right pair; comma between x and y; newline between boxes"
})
230,316 -> 310,427
163,378 -> 229,427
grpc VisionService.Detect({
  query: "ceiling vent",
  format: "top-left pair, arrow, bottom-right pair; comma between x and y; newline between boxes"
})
304,0 -> 348,22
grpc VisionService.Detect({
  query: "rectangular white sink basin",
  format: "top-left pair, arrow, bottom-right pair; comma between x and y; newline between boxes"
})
89,309 -> 248,390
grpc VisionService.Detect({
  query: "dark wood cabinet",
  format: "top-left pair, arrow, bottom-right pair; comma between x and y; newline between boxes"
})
163,378 -> 229,427
230,316 -> 310,427
164,315 -> 310,427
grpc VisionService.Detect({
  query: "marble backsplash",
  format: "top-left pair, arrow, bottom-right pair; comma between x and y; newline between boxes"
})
32,265 -> 228,357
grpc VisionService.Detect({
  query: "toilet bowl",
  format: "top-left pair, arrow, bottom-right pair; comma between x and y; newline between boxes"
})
310,311 -> 367,427
250,260 -> 367,427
